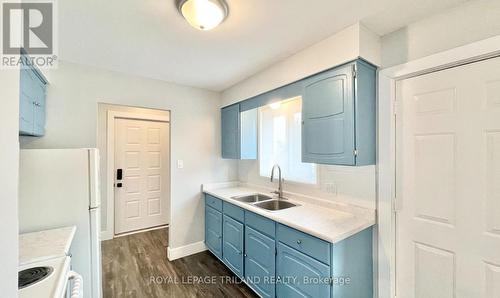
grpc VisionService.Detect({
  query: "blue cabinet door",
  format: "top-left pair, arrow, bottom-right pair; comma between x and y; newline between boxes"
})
222,215 -> 244,277
221,104 -> 240,159
205,205 -> 223,259
245,226 -> 276,298
276,243 -> 331,298
32,77 -> 46,136
19,68 -> 35,135
302,64 -> 355,165
19,53 -> 47,136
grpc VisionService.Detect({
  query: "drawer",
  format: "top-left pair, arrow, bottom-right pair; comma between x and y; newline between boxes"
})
205,194 -> 222,211
245,211 -> 275,238
277,224 -> 330,264
223,201 -> 244,222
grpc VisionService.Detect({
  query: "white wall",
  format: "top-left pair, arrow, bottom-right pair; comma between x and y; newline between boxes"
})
20,61 -> 237,250
0,69 -> 20,297
221,23 -> 381,107
381,0 -> 500,67
240,161 -> 376,209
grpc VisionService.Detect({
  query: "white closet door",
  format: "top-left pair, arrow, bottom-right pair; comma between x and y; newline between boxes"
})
396,57 -> 500,298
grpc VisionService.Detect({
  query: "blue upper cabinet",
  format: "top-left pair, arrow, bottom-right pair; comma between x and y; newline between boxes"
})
221,104 -> 258,159
19,52 -> 48,136
221,104 -> 240,159
222,59 -> 376,164
302,60 -> 376,166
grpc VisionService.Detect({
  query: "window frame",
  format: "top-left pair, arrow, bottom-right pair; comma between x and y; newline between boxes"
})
257,97 -> 319,185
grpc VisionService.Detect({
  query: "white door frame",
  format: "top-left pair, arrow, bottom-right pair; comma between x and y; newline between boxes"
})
103,111 -> 170,240
377,35 -> 500,298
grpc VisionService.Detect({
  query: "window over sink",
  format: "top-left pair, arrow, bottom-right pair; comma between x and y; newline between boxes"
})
259,97 -> 317,184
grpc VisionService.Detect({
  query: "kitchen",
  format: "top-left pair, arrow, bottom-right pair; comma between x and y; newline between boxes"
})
1,0 -> 500,298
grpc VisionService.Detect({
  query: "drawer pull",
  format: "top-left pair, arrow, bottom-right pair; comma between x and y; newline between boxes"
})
296,239 -> 302,244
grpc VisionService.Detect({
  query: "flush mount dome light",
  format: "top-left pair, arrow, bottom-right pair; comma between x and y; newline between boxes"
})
176,0 -> 229,31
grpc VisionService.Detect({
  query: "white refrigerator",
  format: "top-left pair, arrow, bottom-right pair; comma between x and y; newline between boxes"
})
19,149 -> 102,298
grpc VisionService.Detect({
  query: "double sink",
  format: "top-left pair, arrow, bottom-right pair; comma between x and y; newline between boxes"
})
231,194 -> 299,211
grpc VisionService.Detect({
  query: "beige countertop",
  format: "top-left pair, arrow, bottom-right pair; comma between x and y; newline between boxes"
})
202,182 -> 375,244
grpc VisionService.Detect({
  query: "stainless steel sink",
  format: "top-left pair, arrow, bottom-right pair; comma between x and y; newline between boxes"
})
231,194 -> 273,203
254,200 -> 299,211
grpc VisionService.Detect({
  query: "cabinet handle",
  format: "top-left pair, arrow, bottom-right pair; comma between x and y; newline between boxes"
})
296,239 -> 302,244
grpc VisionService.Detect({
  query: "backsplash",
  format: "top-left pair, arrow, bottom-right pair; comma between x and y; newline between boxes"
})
238,160 -> 376,209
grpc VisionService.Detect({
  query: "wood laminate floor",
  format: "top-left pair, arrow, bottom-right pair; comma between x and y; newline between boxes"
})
101,228 -> 258,298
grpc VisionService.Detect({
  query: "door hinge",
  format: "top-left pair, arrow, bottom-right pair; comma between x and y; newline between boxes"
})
352,65 -> 357,78
393,101 -> 400,116
393,195 -> 402,213
275,247 -> 277,256
353,149 -> 358,157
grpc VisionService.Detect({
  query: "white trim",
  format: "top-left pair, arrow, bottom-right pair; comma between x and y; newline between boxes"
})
102,110 -> 170,241
114,224 -> 168,238
167,241 -> 207,261
377,34 -> 500,298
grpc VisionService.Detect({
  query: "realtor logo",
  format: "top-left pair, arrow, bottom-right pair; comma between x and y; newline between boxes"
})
1,0 -> 57,68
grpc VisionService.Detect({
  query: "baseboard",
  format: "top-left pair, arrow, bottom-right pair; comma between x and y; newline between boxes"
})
167,241 -> 207,261
100,230 -> 113,241
100,225 -> 168,241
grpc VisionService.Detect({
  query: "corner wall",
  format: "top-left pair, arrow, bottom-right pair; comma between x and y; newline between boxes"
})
381,0 -> 500,67
0,69 -> 20,297
221,22 -> 381,107
20,61 -> 238,250
220,22 -> 381,210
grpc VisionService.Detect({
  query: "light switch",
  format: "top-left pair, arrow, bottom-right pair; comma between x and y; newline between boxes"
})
177,160 -> 184,169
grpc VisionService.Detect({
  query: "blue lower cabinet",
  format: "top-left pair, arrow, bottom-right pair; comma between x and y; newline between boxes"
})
244,226 -> 276,298
204,196 -> 373,298
222,215 -> 244,278
205,206 -> 223,259
331,227 -> 373,298
276,243 -> 331,298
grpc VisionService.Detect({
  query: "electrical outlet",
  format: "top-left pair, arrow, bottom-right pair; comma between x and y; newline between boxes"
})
325,183 -> 337,195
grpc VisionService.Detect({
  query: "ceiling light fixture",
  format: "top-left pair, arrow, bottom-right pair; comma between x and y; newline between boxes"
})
176,0 -> 229,31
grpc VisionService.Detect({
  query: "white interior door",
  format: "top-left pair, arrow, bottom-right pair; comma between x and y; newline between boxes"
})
396,57 -> 500,298
114,118 -> 170,235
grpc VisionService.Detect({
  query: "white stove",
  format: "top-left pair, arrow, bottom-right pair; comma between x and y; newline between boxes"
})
19,256 -> 71,298
18,226 -> 83,298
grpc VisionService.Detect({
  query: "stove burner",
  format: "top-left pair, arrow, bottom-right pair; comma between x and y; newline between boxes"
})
18,266 -> 53,289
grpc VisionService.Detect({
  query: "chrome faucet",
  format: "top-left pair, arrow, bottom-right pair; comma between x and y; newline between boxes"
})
270,164 -> 285,199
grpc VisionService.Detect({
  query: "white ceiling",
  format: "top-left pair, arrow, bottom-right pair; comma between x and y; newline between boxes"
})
58,0 -> 470,91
